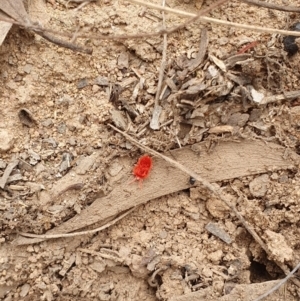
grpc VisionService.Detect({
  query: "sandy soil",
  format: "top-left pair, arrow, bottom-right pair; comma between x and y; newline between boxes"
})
1,0 -> 300,300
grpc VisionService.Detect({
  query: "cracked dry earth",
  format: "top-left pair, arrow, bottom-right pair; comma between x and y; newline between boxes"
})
1,0 -> 300,300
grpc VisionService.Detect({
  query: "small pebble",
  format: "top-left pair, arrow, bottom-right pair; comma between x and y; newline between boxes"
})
57,123 -> 66,134
0,129 -> 14,152
77,78 -> 89,89
42,119 -> 53,127
20,284 -> 30,297
94,76 -> 109,86
23,64 -> 32,74
0,159 -> 7,169
249,174 -> 269,197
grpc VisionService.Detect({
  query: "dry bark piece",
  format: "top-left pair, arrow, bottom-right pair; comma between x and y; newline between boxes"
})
0,160 -> 19,189
0,0 -> 30,25
225,54 -> 252,69
209,54 -> 227,72
0,19 -> 12,45
117,52 -> 129,69
15,139 -> 298,244
186,28 -> 208,71
110,109 -> 127,130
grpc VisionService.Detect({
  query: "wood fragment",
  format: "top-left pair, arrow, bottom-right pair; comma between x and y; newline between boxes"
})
187,28 -> 208,71
19,207 -> 136,240
257,90 -> 300,105
0,160 -> 19,189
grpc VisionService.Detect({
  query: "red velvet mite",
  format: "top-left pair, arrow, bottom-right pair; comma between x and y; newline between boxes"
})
132,155 -> 153,185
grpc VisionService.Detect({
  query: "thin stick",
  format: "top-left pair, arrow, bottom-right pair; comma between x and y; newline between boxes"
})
128,0 -> 300,37
0,0 -> 233,41
241,0 -> 300,13
1,3 -> 300,42
253,261 -> 300,301
154,0 -> 167,107
150,0 -> 167,130
37,31 -> 92,54
19,207 -> 136,239
108,124 -> 300,288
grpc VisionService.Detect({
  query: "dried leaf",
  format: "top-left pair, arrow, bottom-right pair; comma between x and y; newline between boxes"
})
0,0 -> 30,24
187,28 -> 208,71
0,0 -> 31,45
209,54 -> 227,72
0,19 -> 12,45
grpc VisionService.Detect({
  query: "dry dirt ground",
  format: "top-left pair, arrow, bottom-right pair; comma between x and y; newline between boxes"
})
1,0 -> 300,300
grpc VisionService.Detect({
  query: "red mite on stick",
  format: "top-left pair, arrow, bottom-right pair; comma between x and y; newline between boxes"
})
132,155 -> 153,186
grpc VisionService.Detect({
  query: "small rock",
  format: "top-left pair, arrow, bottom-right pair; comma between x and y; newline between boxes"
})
118,52 -> 129,69
28,150 -> 41,166
23,64 -> 32,74
42,119 -> 53,127
0,129 -> 14,152
108,160 -> 123,177
94,76 -> 109,86
89,260 -> 106,273
92,85 -> 100,93
0,159 -> 7,169
57,95 -> 72,107
206,197 -> 229,219
68,137 -> 77,146
57,123 -> 66,134
77,78 -> 89,89
43,138 -> 57,148
76,153 -> 98,175
59,153 -> 72,172
205,222 -> 232,244
249,174 -> 269,197
278,174 -> 289,183
228,113 -> 249,127
249,109 -> 262,122
264,230 -> 293,263
207,250 -> 223,264
20,283 -> 30,297
78,115 -> 86,124
110,109 -> 127,130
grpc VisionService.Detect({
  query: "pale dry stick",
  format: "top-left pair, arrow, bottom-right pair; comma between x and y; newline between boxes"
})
0,0 -> 230,41
108,124 -> 300,288
128,0 -> 300,37
2,1 -> 300,43
19,207 -> 136,239
253,261 -> 300,301
150,0 -> 167,130
241,0 -> 300,13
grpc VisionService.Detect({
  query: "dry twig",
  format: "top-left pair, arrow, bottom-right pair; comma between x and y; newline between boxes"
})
19,207 -> 136,239
150,0 -> 167,130
241,0 -> 300,13
128,0 -> 300,37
